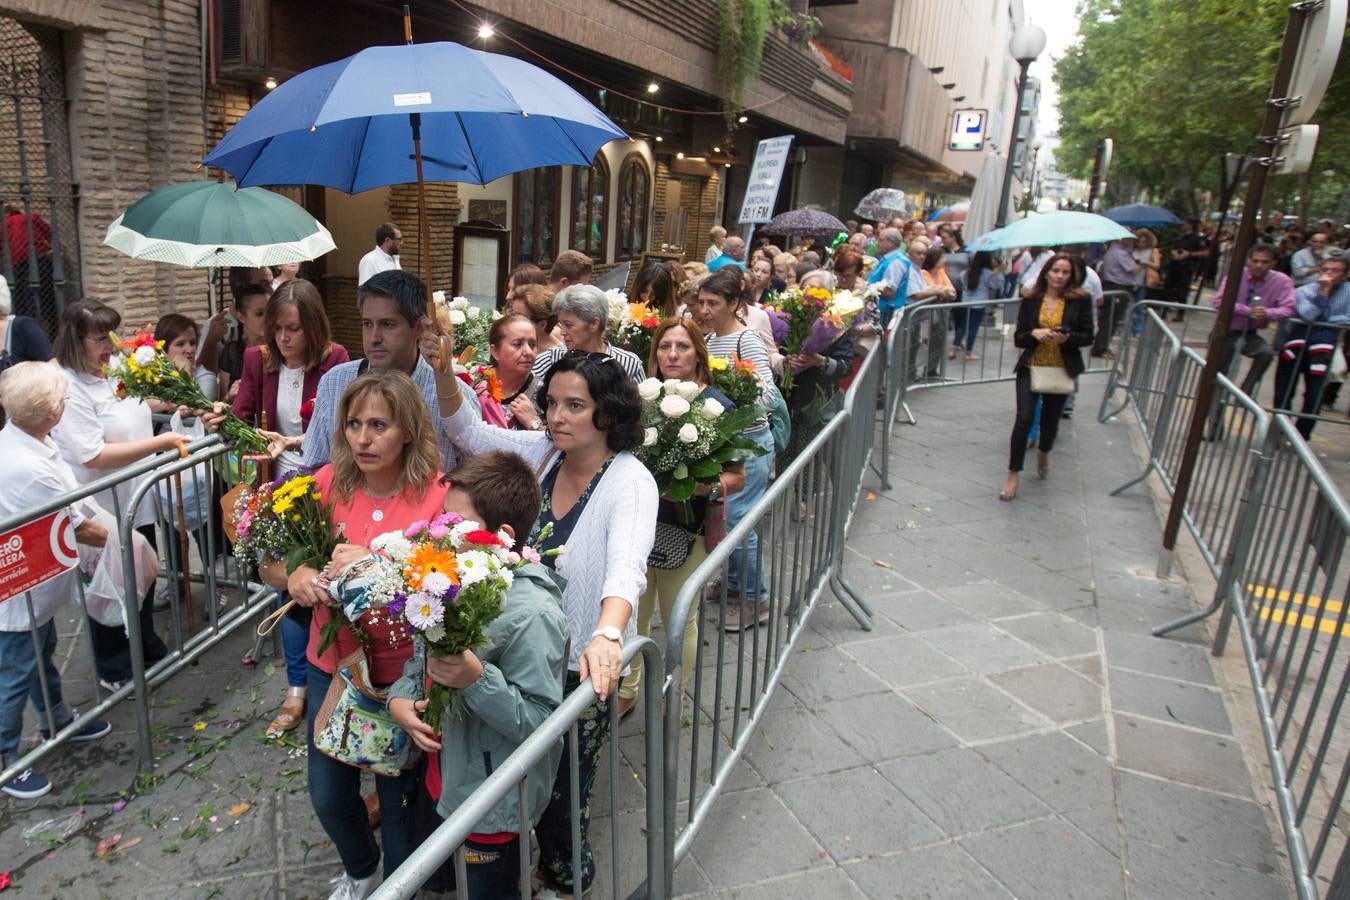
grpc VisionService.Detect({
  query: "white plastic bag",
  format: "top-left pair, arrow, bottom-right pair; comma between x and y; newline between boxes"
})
78,503 -> 159,628
1332,347 -> 1348,382
155,412 -> 212,531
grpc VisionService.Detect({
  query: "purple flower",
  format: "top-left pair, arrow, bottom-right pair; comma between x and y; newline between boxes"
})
388,593 -> 407,619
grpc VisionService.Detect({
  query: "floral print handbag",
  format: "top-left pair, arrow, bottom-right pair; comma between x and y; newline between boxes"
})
312,647 -> 412,777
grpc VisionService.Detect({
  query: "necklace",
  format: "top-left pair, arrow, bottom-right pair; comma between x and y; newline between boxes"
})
366,487 -> 398,523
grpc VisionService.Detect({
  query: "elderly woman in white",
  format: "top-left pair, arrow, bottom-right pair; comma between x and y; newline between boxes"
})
428,339 -> 656,899
50,300 -> 187,692
0,363 -> 113,800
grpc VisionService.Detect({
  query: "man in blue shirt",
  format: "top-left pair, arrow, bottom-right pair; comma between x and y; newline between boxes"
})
706,235 -> 746,272
1273,249 -> 1350,438
866,227 -> 910,327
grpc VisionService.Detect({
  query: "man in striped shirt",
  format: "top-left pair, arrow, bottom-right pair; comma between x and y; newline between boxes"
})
531,284 -> 645,394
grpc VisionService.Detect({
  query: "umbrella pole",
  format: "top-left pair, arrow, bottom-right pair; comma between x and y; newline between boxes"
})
403,4 -> 448,371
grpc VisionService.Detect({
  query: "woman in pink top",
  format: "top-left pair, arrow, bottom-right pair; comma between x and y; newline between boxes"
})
262,370 -> 448,895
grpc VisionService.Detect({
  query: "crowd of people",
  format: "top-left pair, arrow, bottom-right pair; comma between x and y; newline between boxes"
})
2,203 -> 1348,898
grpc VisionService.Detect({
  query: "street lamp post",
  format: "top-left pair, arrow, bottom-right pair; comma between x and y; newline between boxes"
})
996,24 -> 1048,228
1023,136 -> 1045,214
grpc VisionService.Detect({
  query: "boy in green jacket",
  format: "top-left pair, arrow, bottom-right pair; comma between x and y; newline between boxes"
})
388,451 -> 569,899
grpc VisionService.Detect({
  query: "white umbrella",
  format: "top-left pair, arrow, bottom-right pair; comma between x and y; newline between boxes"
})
964,154 -> 1003,243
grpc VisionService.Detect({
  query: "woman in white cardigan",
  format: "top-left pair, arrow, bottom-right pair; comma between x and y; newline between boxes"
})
429,345 -> 656,897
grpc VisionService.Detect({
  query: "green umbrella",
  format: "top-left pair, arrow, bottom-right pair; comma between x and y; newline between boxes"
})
965,211 -> 1134,251
104,180 -> 335,267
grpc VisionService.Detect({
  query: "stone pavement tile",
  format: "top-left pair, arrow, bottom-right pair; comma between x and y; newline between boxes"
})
934,580 -> 1050,619
685,787 -> 830,888
889,553 -> 990,591
997,611 -> 1101,658
777,645 -> 889,707
901,678 -> 1047,743
1093,570 -> 1194,610
840,554 -> 924,595
1079,598 -> 1210,643
988,663 -> 1103,723
741,705 -> 864,784
776,766 -> 944,860
880,747 -> 1051,837
803,598 -> 905,648
143,873 -> 280,899
590,808 -> 711,898
920,623 -> 1049,675
1108,667 -> 1233,734
842,632 -> 971,689
1103,632 -> 1217,686
1125,838 -> 1292,900
982,731 -> 1116,815
943,546 -> 1065,583
692,866 -> 867,899
888,523 -> 995,557
997,570 -> 1097,610
1114,714 -> 1253,797
1063,652 -> 1104,685
870,590 -> 977,633
910,497 -> 1008,528
959,817 -> 1127,899
814,691 -> 960,763
842,843 -> 1015,899
1117,771 -> 1284,873
1065,718 -> 1111,756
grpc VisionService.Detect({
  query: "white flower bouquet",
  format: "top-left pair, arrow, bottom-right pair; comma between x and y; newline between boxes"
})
433,291 -> 496,367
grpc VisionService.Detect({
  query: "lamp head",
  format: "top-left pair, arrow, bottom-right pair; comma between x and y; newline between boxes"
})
1009,24 -> 1048,64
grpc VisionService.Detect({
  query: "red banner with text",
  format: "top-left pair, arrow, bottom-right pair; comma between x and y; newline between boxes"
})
0,511 -> 78,604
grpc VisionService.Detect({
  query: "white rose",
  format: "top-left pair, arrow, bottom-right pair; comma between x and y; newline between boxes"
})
448,309 -> 467,326
451,296 -> 470,310
370,531 -> 413,562
660,395 -> 690,418
643,426 -> 658,447
676,381 -> 701,402
466,305 -> 481,318
700,398 -> 725,419
432,290 -> 446,303
133,346 -> 157,367
638,378 -> 663,402
678,422 -> 699,443
662,379 -> 681,395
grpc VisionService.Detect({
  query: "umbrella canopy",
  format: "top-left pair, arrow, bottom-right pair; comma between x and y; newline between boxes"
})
854,188 -> 912,223
965,211 -> 1135,252
964,155 -> 1003,244
762,208 -> 848,238
929,201 -> 970,222
1104,203 -> 1182,228
203,41 -> 627,190
104,181 -> 336,267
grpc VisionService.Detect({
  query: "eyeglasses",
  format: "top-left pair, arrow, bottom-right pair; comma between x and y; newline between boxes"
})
563,350 -> 618,366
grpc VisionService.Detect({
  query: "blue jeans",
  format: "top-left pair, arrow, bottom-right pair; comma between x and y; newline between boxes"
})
305,663 -> 415,880
0,619 -> 72,758
278,594 -> 308,689
725,428 -> 773,600
952,307 -> 985,352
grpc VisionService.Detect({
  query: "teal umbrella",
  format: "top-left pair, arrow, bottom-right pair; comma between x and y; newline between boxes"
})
104,181 -> 335,267
966,211 -> 1135,251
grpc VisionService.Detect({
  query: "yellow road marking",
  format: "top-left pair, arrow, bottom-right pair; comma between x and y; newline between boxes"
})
1247,583 -> 1350,636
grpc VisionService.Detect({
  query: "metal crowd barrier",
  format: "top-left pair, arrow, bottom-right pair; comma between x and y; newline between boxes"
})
0,434 -> 274,789
372,638 -> 667,900
1099,303 -> 1350,898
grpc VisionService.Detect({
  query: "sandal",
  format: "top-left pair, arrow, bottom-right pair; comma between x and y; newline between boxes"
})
1037,452 -> 1050,480
998,488 -> 1017,502
265,686 -> 306,738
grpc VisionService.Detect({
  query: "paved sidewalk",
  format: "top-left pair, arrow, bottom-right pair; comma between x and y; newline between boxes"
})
669,376 -> 1292,898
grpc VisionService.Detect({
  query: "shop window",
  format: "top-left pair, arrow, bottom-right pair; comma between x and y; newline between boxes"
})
514,168 -> 560,266
571,155 -> 609,260
616,154 -> 650,260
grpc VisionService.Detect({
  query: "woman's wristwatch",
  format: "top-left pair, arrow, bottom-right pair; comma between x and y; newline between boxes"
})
591,625 -> 623,647
530,417 -> 544,430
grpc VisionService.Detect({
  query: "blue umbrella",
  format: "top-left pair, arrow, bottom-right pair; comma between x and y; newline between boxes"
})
204,42 -> 625,190
966,211 -> 1135,251
1104,203 -> 1182,228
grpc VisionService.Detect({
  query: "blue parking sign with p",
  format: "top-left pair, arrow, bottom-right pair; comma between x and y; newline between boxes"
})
950,109 -> 987,151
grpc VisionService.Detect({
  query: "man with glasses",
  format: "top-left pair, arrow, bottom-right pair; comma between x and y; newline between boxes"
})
530,284 -> 645,393
1291,232 -> 1328,287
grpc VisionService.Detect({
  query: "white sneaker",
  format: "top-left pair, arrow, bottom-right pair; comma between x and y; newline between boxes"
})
328,871 -> 381,900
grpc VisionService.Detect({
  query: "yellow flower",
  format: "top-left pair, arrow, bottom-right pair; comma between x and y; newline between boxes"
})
272,495 -> 294,516
708,356 -> 729,372
192,721 -> 207,732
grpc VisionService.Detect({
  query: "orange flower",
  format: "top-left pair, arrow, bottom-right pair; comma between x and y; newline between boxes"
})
403,544 -> 460,591
733,354 -> 757,374
628,301 -> 652,323
485,367 -> 504,403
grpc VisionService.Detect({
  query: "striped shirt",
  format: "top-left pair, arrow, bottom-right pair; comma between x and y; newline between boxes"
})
530,342 -> 646,401
301,356 -> 478,470
706,329 -> 774,434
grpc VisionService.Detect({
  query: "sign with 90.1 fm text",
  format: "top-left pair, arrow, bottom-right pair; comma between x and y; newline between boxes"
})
0,511 -> 78,605
737,135 -> 795,225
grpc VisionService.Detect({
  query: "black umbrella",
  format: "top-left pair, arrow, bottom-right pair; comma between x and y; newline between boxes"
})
762,208 -> 848,238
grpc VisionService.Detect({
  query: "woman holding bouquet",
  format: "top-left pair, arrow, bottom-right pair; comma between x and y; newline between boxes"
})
233,279 -> 349,739
474,313 -> 541,432
263,371 -> 448,898
428,345 -> 656,898
783,271 -> 856,475
690,266 -> 777,630
51,300 -> 184,692
614,318 -> 747,719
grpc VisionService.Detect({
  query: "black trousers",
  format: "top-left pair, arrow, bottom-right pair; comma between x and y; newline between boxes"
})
90,525 -> 169,683
1009,368 -> 1070,472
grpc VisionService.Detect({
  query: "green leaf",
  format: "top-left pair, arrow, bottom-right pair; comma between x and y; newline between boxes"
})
669,478 -> 697,502
691,459 -> 722,479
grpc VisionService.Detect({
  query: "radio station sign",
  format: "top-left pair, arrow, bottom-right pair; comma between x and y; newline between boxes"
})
738,135 -> 794,224
950,109 -> 988,151
0,510 -> 78,604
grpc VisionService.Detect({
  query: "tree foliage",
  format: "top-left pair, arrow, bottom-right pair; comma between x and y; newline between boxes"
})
1053,0 -> 1325,215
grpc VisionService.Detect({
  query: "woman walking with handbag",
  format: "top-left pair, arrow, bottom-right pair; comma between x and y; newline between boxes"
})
260,371 -> 448,899
1000,253 -> 1094,502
